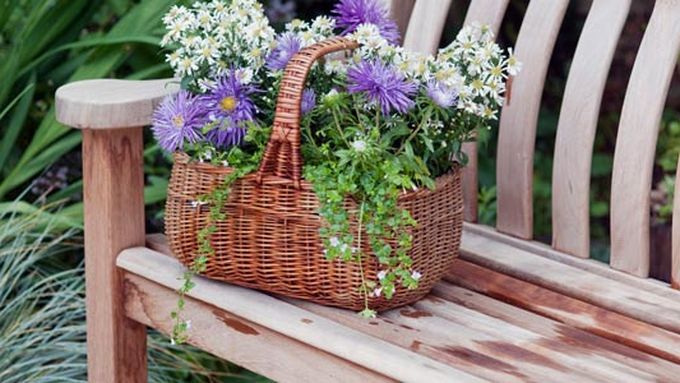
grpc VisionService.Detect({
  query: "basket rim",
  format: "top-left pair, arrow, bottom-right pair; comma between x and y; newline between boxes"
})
171,152 -> 461,200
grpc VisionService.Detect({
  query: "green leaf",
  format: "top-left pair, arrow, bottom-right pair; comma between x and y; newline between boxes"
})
0,78 -> 36,172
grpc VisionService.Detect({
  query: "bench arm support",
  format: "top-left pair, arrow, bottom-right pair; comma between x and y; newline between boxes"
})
56,78 -> 177,383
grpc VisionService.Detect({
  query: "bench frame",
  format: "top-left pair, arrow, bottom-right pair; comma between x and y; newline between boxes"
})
55,1 -> 680,382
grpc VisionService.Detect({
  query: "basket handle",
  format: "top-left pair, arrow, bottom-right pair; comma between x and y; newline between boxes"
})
255,37 -> 359,188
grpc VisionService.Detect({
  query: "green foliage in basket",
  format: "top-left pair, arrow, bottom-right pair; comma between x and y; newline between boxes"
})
152,0 -> 519,341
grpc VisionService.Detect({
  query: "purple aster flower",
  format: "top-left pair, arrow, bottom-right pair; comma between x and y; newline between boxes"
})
347,60 -> 417,115
426,81 -> 458,108
152,90 -> 205,152
333,0 -> 400,44
301,88 -> 316,115
201,70 -> 258,148
266,32 -> 302,71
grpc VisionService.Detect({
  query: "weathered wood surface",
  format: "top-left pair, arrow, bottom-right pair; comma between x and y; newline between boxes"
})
55,78 -> 178,129
402,0 -> 452,54
464,222 -> 680,300
81,128 -> 148,383
117,247 -> 483,383
460,228 -> 680,333
131,235 -> 680,382
431,283 -> 680,380
551,0 -> 632,258
610,0 -> 680,277
495,0 -> 569,239
446,260 -> 680,365
124,274 -> 395,383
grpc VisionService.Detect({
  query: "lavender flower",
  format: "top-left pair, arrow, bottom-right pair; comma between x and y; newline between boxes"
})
347,60 -> 416,115
426,81 -> 458,108
333,0 -> 400,44
301,88 -> 316,115
201,70 -> 258,148
152,90 -> 205,152
266,32 -> 302,71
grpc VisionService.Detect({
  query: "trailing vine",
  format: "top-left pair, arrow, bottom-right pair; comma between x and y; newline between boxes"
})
170,126 -> 269,344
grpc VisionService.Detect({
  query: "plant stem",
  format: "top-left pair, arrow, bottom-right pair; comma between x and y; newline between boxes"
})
331,106 -> 351,147
395,109 -> 431,155
355,199 -> 371,315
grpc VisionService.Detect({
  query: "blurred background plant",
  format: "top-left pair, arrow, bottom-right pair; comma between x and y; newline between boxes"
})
0,196 -> 272,382
0,0 -> 677,380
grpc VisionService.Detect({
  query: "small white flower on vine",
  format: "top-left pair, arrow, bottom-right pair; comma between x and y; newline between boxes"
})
411,271 -> 422,281
185,320 -> 192,330
221,160 -> 229,166
352,139 -> 367,152
329,236 -> 340,247
191,200 -> 207,208
170,338 -> 177,345
372,287 -> 383,297
377,270 -> 387,280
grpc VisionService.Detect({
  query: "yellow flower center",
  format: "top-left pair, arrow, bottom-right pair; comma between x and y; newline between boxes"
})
220,96 -> 237,112
171,115 -> 184,128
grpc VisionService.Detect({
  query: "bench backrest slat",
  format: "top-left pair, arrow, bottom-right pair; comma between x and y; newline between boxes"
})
610,0 -> 680,277
551,0 -> 632,259
402,0 -> 452,54
495,0 -> 569,239
384,0 -> 415,39
460,0 -> 511,222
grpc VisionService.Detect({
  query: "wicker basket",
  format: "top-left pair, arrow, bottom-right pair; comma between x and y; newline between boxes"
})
165,37 -> 464,311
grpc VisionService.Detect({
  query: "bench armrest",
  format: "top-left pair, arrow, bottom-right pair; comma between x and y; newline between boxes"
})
55,78 -> 179,129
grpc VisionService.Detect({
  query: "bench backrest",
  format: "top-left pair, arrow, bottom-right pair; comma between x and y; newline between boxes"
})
389,0 -> 680,284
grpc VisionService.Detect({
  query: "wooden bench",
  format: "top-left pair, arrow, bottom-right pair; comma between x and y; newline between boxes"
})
55,0 -> 680,382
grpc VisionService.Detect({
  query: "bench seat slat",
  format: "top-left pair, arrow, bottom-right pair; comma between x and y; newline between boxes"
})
460,228 -> 680,334
124,273 -> 395,383
431,283 -> 680,380
446,260 -> 680,365
132,234 -> 680,382
117,247 -> 484,383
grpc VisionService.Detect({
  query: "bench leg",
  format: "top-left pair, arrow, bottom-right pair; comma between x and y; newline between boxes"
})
83,128 -> 147,382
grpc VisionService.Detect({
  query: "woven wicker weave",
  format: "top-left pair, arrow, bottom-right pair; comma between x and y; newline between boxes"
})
165,37 -> 464,311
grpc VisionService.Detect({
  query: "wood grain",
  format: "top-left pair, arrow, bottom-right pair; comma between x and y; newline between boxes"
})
410,299 -> 663,382
551,0 -> 632,258
83,128 -> 147,383
464,223 -> 680,300
402,0 -> 452,54
460,0 -> 511,222
432,282 -> 680,380
445,260 -> 680,365
55,78 -> 178,129
495,0 -> 569,239
459,228 -> 680,334
124,274 -> 395,383
610,0 -> 680,276
117,247 -> 485,383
